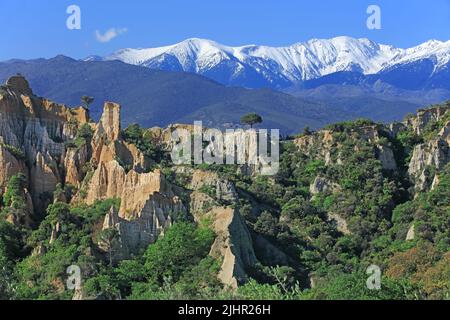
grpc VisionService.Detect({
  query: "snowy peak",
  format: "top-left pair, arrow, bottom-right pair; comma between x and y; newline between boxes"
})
393,39 -> 450,70
97,36 -> 450,88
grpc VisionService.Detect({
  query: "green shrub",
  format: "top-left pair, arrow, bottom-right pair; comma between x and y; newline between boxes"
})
0,143 -> 26,160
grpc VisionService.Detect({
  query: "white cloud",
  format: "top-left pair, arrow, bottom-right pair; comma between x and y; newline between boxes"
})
95,28 -> 128,43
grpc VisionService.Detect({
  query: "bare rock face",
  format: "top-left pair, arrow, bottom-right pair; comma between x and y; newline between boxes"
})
431,174 -> 441,191
30,152 -> 60,204
7,75 -> 449,292
148,125 -> 274,176
96,169 -> 185,258
119,170 -> 176,218
4,185 -> 34,227
49,221 -> 62,244
210,207 -> 257,289
0,145 -> 26,187
406,224 -> 415,241
64,144 -> 89,188
91,102 -> 121,166
295,130 -> 340,165
84,160 -> 126,204
190,169 -> 238,203
310,176 -> 340,195
0,75 -> 90,216
0,76 -> 258,288
188,169 -> 257,288
295,126 -> 398,170
90,102 -> 150,174
117,169 -> 185,253
83,104 -> 185,257
408,120 -> 450,194
388,122 -> 406,137
253,235 -> 292,266
103,206 -> 120,230
6,75 -> 33,96
328,213 -> 351,235
404,106 -> 448,135
376,144 -> 397,170
94,102 -> 121,142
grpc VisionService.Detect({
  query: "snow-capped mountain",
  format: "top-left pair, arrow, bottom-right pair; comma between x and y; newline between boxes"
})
95,37 -> 450,89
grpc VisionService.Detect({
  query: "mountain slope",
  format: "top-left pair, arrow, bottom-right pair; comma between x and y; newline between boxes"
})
0,56 -> 350,134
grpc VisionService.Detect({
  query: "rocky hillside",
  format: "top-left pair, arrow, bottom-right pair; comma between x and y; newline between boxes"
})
0,76 -> 448,300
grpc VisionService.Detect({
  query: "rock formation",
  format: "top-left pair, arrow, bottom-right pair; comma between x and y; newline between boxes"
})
295,125 -> 397,170
81,104 -> 186,258
0,76 -> 258,287
0,75 -> 89,217
309,176 -> 341,195
407,110 -> 450,194
187,169 -> 258,288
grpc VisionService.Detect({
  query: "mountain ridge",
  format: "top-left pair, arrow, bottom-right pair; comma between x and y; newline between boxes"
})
0,57 -> 348,134
94,36 -> 450,89
0,55 -> 442,134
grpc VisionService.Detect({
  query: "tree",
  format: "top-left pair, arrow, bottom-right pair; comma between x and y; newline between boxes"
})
241,113 -> 263,128
73,123 -> 94,148
303,126 -> 312,136
2,173 -> 27,207
266,266 -> 297,294
81,96 -> 94,110
254,211 -> 278,237
98,228 -> 120,267
1,174 -> 30,225
83,273 -> 121,300
305,271 -> 414,300
122,124 -> 143,143
143,222 -> 214,284
0,241 -> 14,300
77,123 -> 94,140
236,280 -> 285,300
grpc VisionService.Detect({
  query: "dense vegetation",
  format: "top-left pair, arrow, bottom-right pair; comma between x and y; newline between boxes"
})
121,123 -> 169,168
0,106 -> 449,300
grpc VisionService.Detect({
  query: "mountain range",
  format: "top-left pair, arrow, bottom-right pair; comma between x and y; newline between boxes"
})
89,36 -> 450,91
0,56 -> 341,134
1,36 -> 450,134
0,55 -> 427,134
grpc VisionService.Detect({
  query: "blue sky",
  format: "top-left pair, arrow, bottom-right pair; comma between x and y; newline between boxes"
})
1,0 -> 450,60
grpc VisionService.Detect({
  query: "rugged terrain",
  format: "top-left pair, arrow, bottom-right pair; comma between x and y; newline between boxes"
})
0,76 -> 448,300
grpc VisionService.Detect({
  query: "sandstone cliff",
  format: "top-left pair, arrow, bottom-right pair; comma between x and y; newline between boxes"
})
406,107 -> 450,194
186,169 -> 258,288
0,75 -> 89,220
77,103 -> 186,258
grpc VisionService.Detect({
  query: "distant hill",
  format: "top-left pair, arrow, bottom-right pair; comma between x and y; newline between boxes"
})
0,56 -> 426,134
